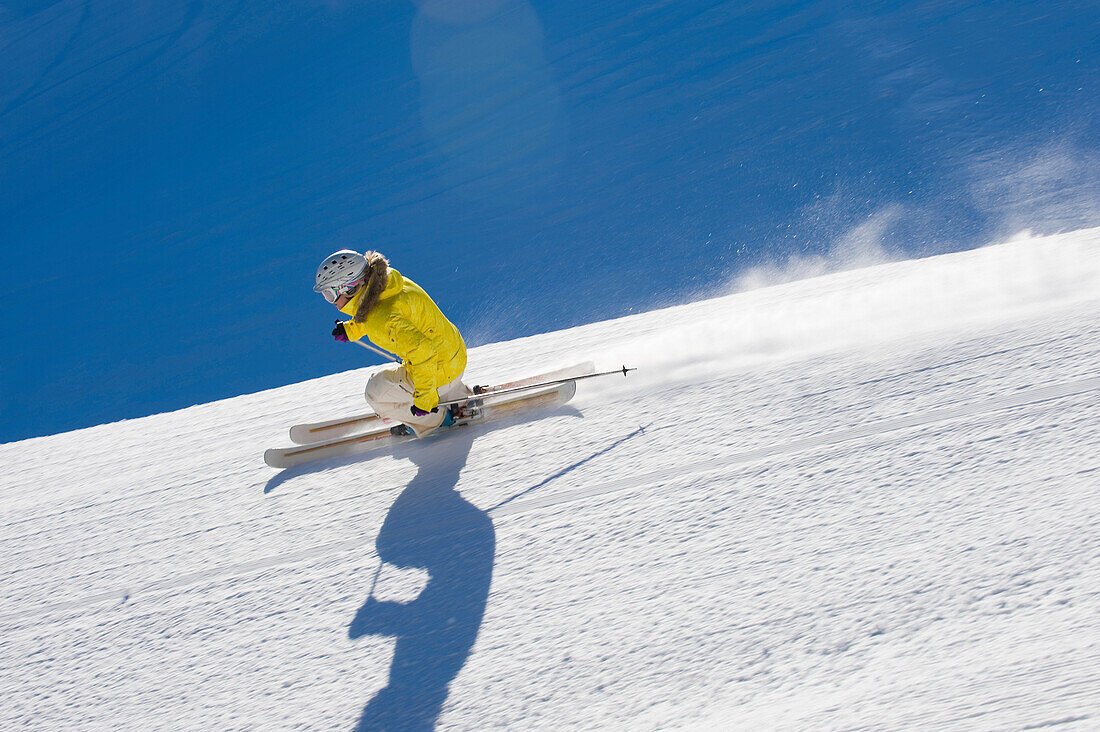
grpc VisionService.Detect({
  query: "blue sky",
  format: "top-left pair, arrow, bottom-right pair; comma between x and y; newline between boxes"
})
1,0 -> 1096,443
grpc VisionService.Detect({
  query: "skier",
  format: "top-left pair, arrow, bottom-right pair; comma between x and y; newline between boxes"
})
314,249 -> 469,438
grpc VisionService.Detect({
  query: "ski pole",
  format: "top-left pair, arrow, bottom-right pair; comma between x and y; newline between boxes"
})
352,336 -> 402,363
335,319 -> 401,362
366,561 -> 384,600
439,365 -> 637,406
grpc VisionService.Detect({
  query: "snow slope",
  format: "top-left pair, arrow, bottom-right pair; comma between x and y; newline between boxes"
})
2,228 -> 1099,730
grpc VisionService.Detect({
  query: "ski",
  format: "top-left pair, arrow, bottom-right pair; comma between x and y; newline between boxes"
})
287,409 -> 395,445
265,380 -> 577,470
288,361 -> 596,445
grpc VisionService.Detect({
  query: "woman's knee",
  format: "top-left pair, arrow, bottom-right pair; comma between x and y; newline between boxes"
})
365,366 -> 413,406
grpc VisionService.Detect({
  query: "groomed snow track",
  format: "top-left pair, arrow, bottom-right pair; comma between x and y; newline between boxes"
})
2,229 -> 1098,730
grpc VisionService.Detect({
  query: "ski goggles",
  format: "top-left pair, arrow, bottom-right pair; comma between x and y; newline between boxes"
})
320,277 -> 365,303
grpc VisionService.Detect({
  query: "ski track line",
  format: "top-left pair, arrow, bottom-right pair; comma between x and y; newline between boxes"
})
0,532 -> 383,627
794,333 -> 1086,402
493,375 -> 1100,518
2,374 -> 1096,628
496,464 -> 1098,617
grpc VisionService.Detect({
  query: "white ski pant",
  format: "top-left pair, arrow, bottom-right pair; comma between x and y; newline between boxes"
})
364,365 -> 469,438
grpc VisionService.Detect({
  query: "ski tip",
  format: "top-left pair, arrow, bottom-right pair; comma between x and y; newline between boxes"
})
288,425 -> 315,444
263,449 -> 282,469
562,378 -> 578,400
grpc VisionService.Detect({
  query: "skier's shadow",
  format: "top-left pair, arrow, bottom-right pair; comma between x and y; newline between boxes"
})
348,426 -> 492,732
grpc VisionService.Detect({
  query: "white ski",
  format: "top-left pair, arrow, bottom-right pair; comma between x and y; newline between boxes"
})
265,380 -> 577,470
287,362 -> 596,445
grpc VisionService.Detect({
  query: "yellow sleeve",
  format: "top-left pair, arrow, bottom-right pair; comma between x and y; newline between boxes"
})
341,318 -> 369,343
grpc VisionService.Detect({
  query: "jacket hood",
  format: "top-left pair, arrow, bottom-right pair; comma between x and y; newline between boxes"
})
351,252 -> 398,324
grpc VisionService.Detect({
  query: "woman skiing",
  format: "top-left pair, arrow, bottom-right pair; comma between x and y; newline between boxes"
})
314,249 -> 469,437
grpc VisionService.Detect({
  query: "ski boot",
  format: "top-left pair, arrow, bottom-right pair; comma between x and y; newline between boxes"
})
389,403 -> 461,437
449,398 -> 483,424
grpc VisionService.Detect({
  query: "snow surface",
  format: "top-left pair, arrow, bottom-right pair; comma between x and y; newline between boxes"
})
2,228 -> 1099,730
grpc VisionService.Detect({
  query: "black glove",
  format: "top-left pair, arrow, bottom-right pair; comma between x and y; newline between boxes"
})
410,405 -> 438,417
332,321 -> 349,342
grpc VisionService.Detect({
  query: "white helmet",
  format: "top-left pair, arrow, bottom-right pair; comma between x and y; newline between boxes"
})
314,249 -> 367,302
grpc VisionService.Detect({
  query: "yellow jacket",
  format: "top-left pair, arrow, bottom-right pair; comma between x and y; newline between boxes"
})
339,255 -> 466,411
